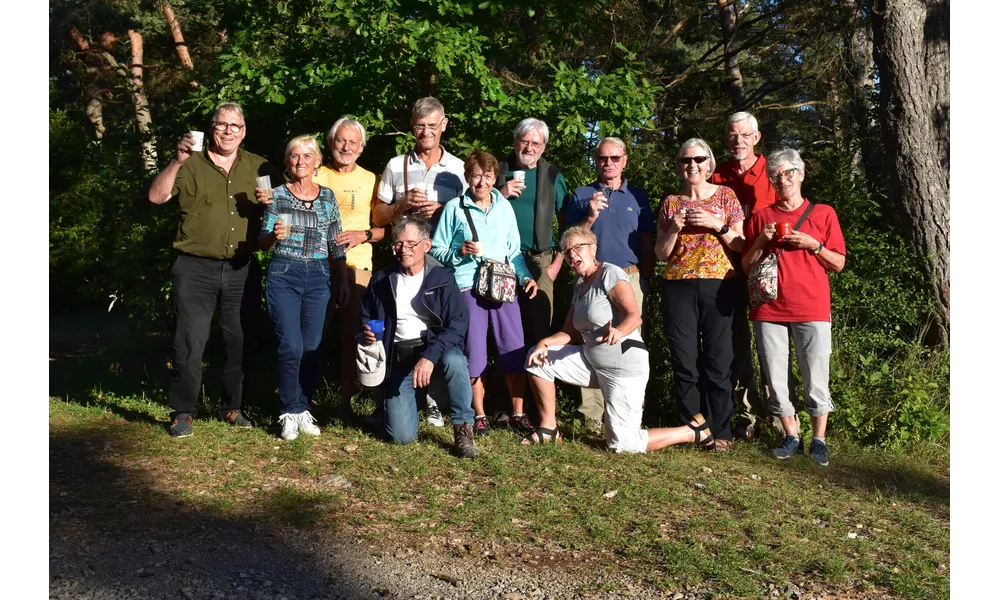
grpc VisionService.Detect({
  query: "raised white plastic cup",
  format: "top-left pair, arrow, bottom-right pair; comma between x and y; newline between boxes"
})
411,182 -> 428,195
256,175 -> 273,200
189,131 -> 204,152
512,170 -> 526,181
472,241 -> 484,257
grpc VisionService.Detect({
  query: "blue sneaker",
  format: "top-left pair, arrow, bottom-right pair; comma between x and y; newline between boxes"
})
773,435 -> 803,459
809,439 -> 829,466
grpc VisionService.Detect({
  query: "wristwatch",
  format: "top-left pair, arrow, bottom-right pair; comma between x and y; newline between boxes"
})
717,223 -> 730,235
365,229 -> 373,242
812,242 -> 824,255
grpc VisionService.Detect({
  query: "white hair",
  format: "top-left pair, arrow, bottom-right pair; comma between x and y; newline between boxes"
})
211,101 -> 244,123
513,118 -> 549,145
676,138 -> 717,176
767,148 -> 806,178
411,97 -> 445,121
595,137 -> 627,158
726,111 -> 759,132
327,117 -> 367,148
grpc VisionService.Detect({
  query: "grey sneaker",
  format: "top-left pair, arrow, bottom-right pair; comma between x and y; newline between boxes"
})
297,411 -> 322,436
278,413 -> 299,441
220,410 -> 252,428
426,400 -> 445,427
809,439 -> 829,466
773,435 -> 803,459
452,423 -> 479,459
170,413 -> 193,438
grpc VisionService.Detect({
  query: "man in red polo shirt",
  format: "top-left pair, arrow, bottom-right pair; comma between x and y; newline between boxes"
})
710,111 -> 778,440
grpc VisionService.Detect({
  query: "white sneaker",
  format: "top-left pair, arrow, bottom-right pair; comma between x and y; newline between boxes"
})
426,399 -> 444,427
278,413 -> 299,441
297,411 -> 322,436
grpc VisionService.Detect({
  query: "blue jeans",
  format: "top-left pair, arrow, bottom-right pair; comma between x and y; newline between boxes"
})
265,257 -> 332,414
384,346 -> 475,444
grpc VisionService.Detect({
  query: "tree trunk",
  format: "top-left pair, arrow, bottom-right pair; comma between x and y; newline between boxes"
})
718,0 -> 745,106
842,0 -> 879,180
126,29 -> 158,172
162,2 -> 195,70
871,0 -> 950,344
69,28 -> 106,140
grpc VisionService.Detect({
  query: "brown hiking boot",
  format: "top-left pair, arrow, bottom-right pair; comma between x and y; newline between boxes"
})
452,423 -> 479,459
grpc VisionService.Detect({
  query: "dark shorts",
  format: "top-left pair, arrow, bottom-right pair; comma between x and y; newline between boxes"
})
461,290 -> 526,377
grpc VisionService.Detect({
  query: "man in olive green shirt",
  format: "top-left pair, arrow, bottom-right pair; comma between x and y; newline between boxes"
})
149,101 -> 281,438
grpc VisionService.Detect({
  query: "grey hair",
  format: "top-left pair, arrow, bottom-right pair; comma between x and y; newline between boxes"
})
393,215 -> 432,241
767,148 -> 806,178
559,226 -> 597,251
411,97 -> 446,121
211,102 -> 245,123
595,137 -> 627,158
513,118 -> 550,145
676,138 -> 717,176
726,111 -> 759,132
327,117 -> 367,148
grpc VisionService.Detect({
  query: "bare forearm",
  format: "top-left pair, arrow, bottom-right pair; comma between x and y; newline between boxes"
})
258,232 -> 277,251
742,237 -> 768,271
816,248 -> 846,272
372,201 -> 399,227
654,228 -> 679,261
718,228 -> 746,252
148,160 -> 183,204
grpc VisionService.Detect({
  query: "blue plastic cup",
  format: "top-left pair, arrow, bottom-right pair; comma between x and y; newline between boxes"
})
368,319 -> 385,342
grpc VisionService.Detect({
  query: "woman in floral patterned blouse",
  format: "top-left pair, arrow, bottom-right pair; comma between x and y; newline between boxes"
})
654,138 -> 746,452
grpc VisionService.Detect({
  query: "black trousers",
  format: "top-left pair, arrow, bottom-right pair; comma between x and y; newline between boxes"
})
660,277 -> 737,441
168,254 -> 260,416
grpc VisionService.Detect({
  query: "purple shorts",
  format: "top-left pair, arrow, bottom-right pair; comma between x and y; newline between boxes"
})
462,290 -> 526,377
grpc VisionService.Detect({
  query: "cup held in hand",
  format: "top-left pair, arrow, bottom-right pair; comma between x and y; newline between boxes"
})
189,131 -> 204,152
777,222 -> 793,237
368,319 -> 385,342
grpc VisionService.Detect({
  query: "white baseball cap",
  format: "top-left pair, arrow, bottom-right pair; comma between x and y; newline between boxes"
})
356,341 -> 386,387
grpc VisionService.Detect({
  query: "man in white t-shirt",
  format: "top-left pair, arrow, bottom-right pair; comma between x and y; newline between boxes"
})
358,216 -> 478,458
372,96 -> 468,426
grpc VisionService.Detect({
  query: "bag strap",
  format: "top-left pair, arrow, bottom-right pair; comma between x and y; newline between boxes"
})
402,153 -> 408,198
775,201 -> 816,258
461,202 -> 480,242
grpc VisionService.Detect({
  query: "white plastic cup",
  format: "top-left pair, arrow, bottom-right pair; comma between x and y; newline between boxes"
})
256,175 -> 273,199
512,170 -> 526,181
472,241 -> 484,257
277,212 -> 293,240
189,131 -> 204,152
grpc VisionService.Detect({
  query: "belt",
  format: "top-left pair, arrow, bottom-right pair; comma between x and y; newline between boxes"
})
622,264 -> 639,275
521,248 -> 554,258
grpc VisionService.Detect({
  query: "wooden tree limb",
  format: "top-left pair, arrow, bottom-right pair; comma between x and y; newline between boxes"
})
126,29 -> 158,172
161,2 -> 194,69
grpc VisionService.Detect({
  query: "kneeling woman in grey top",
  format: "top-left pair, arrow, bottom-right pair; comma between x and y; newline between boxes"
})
524,226 -> 714,452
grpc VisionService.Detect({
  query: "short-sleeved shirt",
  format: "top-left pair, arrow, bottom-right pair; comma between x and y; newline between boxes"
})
376,147 -> 467,207
313,165 -> 378,270
499,168 -> 569,252
709,154 -> 778,219
170,147 -> 278,260
259,184 -> 346,261
744,199 -> 846,322
564,180 -> 654,269
658,186 -> 744,280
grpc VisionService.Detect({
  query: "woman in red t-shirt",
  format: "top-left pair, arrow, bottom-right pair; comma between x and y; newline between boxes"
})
742,148 -> 846,466
654,138 -> 747,452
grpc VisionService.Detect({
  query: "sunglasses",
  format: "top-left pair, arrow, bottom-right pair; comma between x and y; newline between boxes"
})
679,156 -> 710,165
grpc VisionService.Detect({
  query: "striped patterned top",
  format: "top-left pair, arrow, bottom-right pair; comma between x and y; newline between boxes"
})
259,184 -> 347,261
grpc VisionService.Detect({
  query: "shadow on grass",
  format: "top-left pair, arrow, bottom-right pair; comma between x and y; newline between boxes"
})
49,420 -> 369,599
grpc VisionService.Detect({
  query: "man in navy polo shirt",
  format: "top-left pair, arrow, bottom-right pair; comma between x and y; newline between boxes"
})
564,136 -> 654,429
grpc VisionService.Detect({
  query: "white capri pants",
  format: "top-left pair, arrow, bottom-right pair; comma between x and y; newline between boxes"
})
753,321 -> 834,418
525,339 -> 650,453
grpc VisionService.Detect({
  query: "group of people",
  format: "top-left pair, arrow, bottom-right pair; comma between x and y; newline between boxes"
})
149,97 -> 845,465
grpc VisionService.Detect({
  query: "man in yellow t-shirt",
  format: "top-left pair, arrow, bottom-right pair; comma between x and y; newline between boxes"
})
313,117 -> 384,420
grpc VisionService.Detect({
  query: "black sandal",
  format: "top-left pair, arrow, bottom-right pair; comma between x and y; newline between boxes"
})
686,414 -> 714,448
522,426 -> 562,445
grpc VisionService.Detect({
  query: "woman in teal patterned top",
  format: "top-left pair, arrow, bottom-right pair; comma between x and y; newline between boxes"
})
259,134 -> 349,441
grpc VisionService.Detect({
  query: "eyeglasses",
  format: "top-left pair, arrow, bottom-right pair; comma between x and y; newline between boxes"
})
468,172 -> 496,183
596,155 -> 624,163
561,242 -> 594,256
412,119 -> 444,133
679,156 -> 710,165
212,121 -> 244,133
516,138 -> 544,150
726,132 -> 756,142
768,168 -> 799,183
391,239 -> 427,252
